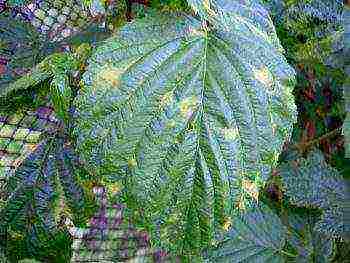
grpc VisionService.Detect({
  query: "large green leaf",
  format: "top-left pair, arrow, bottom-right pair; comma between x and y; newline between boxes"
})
74,0 -> 296,256
204,203 -> 287,262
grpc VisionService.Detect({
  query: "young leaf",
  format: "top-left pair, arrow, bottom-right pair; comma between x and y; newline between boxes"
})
50,74 -> 72,123
204,203 -> 287,262
74,0 -> 296,255
0,52 -> 77,97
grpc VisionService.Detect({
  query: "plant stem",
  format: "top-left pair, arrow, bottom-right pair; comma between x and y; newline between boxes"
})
291,127 -> 342,151
281,250 -> 298,258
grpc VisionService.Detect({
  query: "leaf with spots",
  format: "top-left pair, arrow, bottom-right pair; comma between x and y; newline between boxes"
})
74,0 -> 296,256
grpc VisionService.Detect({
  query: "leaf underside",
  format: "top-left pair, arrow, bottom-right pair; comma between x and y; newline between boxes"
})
74,0 -> 296,255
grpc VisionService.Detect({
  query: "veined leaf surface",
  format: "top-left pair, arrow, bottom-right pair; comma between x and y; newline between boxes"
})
204,203 -> 287,262
0,135 -> 96,258
75,0 -> 296,255
278,150 -> 347,209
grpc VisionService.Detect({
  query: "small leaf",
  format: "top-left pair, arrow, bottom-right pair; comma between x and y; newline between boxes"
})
50,74 -> 72,123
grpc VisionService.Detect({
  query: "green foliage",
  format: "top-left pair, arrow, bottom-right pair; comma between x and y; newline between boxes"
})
0,16 -> 45,92
0,45 -> 92,122
74,0 -> 296,257
343,5 -> 350,158
278,150 -> 349,240
282,208 -> 335,263
314,200 -> 349,241
278,150 -> 346,209
0,0 -> 348,261
205,203 -> 287,262
0,133 -> 96,262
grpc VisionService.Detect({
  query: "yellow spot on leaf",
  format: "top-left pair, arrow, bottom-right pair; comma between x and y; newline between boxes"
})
166,120 -> 176,129
254,67 -> 274,89
96,66 -> 124,87
222,217 -> 232,231
221,127 -> 239,141
10,231 -> 23,240
188,27 -> 206,37
179,96 -> 198,119
242,179 -> 259,202
128,158 -> 137,168
272,123 -> 277,135
159,91 -> 174,109
107,182 -> 122,195
237,195 -> 246,211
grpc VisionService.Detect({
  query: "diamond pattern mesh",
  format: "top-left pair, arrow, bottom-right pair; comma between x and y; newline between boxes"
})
70,187 -> 175,263
0,106 -> 60,178
27,0 -> 92,42
1,0 -> 104,42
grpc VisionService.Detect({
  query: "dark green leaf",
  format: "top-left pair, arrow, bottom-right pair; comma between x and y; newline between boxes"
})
204,203 -> 287,262
278,150 -> 347,209
0,134 -> 96,259
283,210 -> 335,263
0,16 -> 43,92
314,200 -> 350,241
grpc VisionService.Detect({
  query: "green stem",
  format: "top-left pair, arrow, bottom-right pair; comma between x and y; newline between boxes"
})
281,250 -> 298,258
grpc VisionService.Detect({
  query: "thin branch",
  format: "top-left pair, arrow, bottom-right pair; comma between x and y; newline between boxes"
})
291,127 -> 342,151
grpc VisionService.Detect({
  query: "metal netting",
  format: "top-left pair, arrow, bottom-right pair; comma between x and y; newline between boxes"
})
1,0 -> 107,42
70,187 -> 175,263
0,106 -> 60,177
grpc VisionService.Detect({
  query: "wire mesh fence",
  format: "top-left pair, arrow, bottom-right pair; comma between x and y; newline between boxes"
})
0,106 -> 60,203
70,187 -> 174,263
